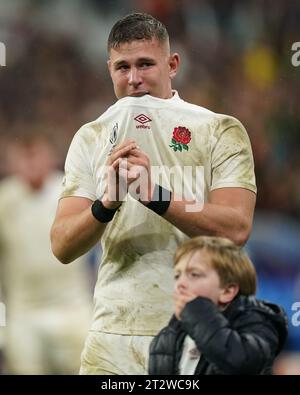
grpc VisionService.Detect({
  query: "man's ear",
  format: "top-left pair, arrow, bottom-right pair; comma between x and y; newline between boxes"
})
219,284 -> 239,305
107,59 -> 112,77
169,53 -> 180,80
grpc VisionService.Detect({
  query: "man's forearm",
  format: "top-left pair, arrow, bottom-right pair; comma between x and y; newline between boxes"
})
163,200 -> 251,246
51,205 -> 107,264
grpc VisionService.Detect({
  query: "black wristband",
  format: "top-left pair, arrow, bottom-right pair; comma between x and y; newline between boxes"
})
145,184 -> 172,216
91,200 -> 120,223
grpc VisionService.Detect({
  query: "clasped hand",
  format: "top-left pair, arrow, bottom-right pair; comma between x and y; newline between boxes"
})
102,139 -> 154,209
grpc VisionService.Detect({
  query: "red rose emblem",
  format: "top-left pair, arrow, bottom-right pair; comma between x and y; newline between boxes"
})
173,127 -> 191,145
169,126 -> 192,152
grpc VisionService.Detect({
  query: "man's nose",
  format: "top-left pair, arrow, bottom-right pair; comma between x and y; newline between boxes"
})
128,67 -> 142,86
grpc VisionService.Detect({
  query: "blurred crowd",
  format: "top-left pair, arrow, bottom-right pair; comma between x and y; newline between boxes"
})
1,0 -> 300,216
0,0 -> 300,374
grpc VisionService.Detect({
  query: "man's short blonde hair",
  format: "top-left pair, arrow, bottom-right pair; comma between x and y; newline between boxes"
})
174,236 -> 257,295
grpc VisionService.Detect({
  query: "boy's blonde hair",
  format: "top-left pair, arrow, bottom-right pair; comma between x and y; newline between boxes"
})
174,236 -> 256,295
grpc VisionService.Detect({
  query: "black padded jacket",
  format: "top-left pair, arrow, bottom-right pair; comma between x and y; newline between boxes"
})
149,295 -> 288,375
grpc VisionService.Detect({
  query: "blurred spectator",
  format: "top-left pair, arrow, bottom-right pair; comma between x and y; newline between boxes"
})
0,131 -> 93,374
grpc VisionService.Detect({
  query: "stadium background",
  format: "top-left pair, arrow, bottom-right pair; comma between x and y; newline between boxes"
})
0,0 -> 299,374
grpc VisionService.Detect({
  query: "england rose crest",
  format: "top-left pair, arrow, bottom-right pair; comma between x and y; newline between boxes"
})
169,126 -> 191,152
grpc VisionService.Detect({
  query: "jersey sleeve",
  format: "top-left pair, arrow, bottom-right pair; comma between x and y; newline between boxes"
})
210,116 -> 257,193
60,126 -> 97,201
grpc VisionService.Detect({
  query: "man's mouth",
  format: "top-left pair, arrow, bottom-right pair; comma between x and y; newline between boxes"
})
129,91 -> 149,97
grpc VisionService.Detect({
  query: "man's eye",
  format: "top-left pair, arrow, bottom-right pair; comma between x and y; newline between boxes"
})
117,65 -> 129,70
191,272 -> 201,278
140,62 -> 153,68
174,274 -> 180,280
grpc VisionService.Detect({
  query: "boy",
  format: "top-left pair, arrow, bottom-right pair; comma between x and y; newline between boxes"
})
149,236 -> 288,375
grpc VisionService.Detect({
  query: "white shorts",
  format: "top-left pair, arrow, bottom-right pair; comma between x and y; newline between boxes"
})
79,331 -> 154,375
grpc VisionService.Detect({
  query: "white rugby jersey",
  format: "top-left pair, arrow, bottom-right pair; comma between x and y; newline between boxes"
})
61,91 -> 256,335
0,172 -> 92,310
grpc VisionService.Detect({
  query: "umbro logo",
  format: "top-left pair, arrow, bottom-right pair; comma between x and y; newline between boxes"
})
134,114 -> 151,124
134,114 -> 151,129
